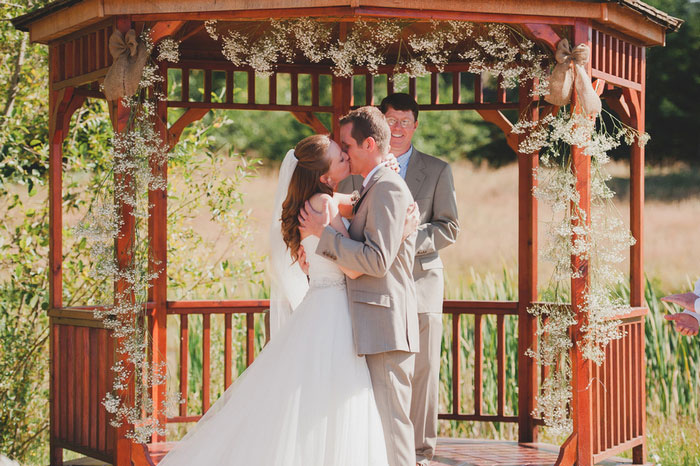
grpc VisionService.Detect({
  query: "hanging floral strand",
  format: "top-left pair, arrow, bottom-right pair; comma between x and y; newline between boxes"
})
517,104 -> 646,433
76,30 -> 180,443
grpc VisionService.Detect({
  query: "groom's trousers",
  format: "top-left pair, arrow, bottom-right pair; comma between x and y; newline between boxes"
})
366,350 -> 416,466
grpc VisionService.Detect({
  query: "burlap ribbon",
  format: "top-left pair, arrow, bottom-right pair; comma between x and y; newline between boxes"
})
103,29 -> 149,101
545,39 -> 602,116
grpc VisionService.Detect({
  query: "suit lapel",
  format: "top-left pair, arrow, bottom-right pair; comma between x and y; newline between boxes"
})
352,166 -> 385,214
405,148 -> 427,198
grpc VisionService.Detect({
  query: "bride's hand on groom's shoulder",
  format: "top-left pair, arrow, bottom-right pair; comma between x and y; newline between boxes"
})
298,245 -> 310,275
382,153 -> 400,174
402,202 -> 420,241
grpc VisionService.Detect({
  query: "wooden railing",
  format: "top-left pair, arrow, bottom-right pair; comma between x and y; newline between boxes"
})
164,299 -> 527,426
590,308 -> 647,464
591,28 -> 644,91
165,300 -> 268,424
52,19 -> 114,91
440,301 -> 519,424
49,310 -> 116,464
50,299 -> 647,465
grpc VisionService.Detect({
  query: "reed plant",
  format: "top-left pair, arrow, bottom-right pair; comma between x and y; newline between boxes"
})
169,269 -> 700,464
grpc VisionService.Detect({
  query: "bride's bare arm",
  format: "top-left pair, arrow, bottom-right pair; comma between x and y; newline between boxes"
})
333,192 -> 355,219
308,194 -> 363,279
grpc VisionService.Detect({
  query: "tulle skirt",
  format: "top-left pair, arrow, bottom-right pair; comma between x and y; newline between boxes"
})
158,283 -> 388,466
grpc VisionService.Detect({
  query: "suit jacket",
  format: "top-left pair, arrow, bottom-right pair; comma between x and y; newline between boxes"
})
318,165 -> 419,355
337,148 -> 459,314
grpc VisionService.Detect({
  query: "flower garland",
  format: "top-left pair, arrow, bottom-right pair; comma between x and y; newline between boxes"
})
76,31 -> 179,442
203,18 -> 551,87
517,108 -> 646,434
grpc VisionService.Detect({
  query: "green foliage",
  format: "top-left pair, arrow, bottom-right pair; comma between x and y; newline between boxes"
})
644,0 -> 700,166
0,202 -> 49,464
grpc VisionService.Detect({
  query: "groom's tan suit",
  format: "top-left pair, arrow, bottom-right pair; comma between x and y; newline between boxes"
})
339,148 -> 459,464
317,165 -> 419,466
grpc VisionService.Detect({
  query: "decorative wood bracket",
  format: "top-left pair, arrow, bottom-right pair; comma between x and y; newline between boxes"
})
131,443 -> 156,466
476,109 -> 519,153
291,111 -> 330,135
167,108 -> 210,149
554,432 -> 577,466
522,23 -> 561,51
151,21 -> 187,44
50,87 -> 87,143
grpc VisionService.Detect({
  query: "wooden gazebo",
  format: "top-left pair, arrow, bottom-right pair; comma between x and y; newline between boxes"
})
12,1 -> 681,465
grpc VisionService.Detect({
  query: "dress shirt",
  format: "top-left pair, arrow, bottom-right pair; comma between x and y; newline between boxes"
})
362,161 -> 386,189
396,146 -> 413,180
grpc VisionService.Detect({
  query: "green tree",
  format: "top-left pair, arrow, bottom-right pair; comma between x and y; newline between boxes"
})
644,0 -> 700,165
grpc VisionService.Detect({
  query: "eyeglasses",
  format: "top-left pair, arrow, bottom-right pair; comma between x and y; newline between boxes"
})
386,117 -> 415,128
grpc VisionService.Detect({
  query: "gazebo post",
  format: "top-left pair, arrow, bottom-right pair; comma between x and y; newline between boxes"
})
567,19 -> 594,466
48,44 -> 65,466
111,15 -> 137,466
517,79 -> 539,444
331,23 -> 353,139
148,61 -> 170,443
625,53 -> 647,465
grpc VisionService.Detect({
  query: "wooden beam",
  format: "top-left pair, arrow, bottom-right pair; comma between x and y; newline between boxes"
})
27,0 -> 105,44
331,23 -> 352,141
111,17 -> 134,466
147,63 -> 169,443
554,433 -> 578,466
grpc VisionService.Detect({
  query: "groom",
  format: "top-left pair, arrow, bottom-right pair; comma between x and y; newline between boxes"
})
300,106 -> 420,466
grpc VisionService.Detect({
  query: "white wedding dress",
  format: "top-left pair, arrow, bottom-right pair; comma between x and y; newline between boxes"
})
158,235 -> 388,466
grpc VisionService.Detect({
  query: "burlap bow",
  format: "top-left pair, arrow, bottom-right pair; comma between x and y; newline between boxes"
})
545,39 -> 602,116
103,29 -> 149,101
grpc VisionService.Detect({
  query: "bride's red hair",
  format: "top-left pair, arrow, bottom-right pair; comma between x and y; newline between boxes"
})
281,134 -> 334,262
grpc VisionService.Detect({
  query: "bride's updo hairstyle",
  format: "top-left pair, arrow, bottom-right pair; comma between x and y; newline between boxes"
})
281,134 -> 334,262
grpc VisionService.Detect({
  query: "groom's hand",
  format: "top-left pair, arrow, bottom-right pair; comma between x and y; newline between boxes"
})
299,200 -> 330,238
665,313 -> 700,336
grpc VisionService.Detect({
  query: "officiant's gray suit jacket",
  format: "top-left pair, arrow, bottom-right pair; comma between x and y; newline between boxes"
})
337,148 -> 459,314
317,165 -> 419,355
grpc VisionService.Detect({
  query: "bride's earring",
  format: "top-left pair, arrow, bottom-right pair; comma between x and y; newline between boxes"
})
322,175 -> 333,187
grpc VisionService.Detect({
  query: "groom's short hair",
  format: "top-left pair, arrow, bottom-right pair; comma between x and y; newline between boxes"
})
340,106 -> 391,154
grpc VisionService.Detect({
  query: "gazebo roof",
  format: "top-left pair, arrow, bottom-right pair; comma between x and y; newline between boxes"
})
12,0 -> 682,46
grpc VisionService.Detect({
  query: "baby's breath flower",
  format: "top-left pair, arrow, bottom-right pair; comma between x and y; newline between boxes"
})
157,38 -> 180,63
222,31 -> 248,67
205,20 -> 219,40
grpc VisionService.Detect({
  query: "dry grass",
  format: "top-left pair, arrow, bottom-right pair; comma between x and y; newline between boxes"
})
232,159 -> 700,293
4,159 -> 697,292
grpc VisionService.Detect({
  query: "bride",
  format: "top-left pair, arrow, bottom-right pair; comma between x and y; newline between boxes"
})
158,134 -> 414,466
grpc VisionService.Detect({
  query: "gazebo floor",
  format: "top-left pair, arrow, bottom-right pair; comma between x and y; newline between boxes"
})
64,437 -> 638,466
